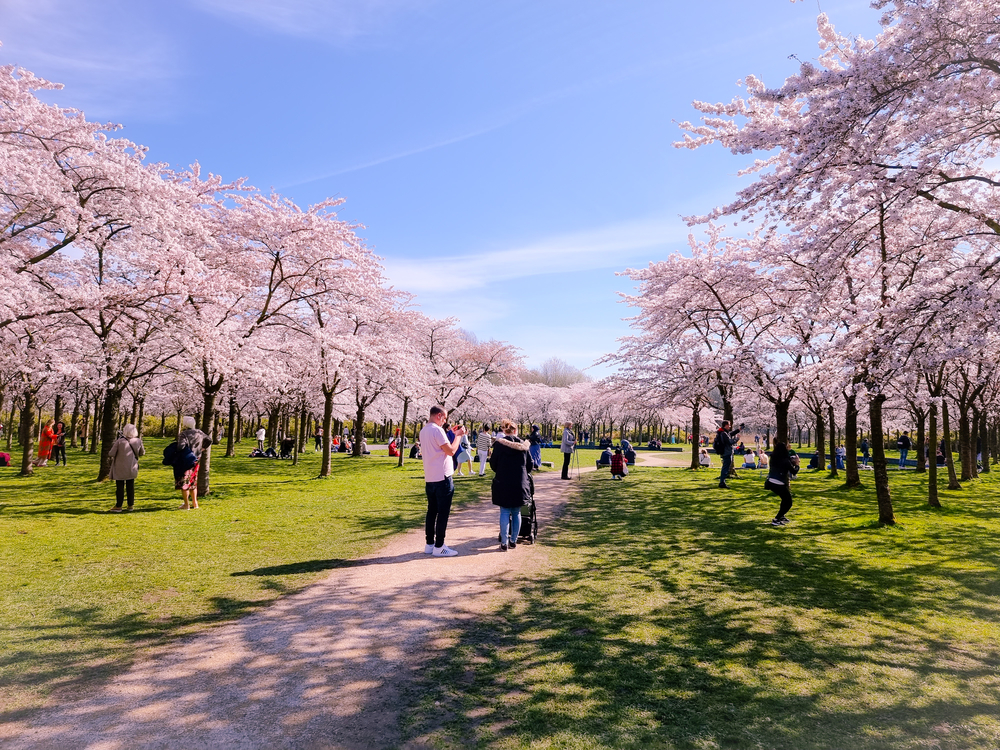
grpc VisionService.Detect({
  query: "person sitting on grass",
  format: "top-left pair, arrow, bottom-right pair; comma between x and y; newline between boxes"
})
600,445 -> 613,465
742,451 -> 757,469
699,447 -> 712,467
756,449 -> 769,470
610,448 -> 628,480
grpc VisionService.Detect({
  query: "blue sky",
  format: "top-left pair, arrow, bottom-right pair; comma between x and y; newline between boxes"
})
0,0 -> 881,374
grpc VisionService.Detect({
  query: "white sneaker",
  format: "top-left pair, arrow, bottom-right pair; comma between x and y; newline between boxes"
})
424,544 -> 435,554
432,545 -> 458,557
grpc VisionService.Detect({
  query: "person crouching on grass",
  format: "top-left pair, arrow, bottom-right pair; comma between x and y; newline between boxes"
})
610,448 -> 627,480
766,441 -> 799,527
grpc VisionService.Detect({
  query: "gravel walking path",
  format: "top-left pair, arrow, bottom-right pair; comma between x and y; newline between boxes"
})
3,468 -> 592,750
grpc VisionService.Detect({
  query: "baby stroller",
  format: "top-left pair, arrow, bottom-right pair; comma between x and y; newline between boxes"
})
500,474 -> 539,544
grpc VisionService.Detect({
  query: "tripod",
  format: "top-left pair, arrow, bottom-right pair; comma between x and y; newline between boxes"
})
573,446 -> 581,478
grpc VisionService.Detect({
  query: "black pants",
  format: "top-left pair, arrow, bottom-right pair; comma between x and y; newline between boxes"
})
768,482 -> 792,518
562,451 -> 572,479
425,477 -> 454,547
314,437 -> 321,449
50,445 -> 67,465
115,479 -> 135,508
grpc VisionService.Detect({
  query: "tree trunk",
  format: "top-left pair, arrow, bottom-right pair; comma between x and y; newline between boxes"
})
915,408 -> 927,474
942,400 -> 961,490
320,388 -> 335,478
868,394 -> 895,524
69,395 -> 80,448
353,403 -> 367,457
970,407 -> 981,479
297,402 -> 308,455
89,395 -> 101,454
18,387 -> 36,476
814,411 -> 826,471
689,399 -> 701,470
844,392 -> 861,488
225,396 -> 237,457
398,397 -> 410,468
198,388 -> 220,497
53,393 -> 64,426
97,388 -> 124,481
928,401 -> 941,508
159,411 -> 166,438
775,398 -> 791,444
136,396 -> 145,437
79,398 -> 90,451
958,404 -> 973,481
6,398 -> 17,450
980,410 -> 991,475
827,403 -> 839,479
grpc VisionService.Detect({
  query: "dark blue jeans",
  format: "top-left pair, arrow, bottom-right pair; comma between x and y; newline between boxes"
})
719,452 -> 732,483
425,477 -> 454,548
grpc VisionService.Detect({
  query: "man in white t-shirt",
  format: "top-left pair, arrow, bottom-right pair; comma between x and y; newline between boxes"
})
256,427 -> 266,452
419,405 -> 467,557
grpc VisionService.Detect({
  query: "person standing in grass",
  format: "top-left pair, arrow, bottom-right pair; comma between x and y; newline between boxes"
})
420,405 -> 466,557
34,419 -> 56,467
897,431 -> 912,469
176,416 -> 209,510
108,425 -> 145,513
490,419 -> 532,551
51,422 -> 67,466
476,423 -> 492,477
766,441 -> 799,527
560,422 -> 576,480
256,426 -> 266,452
528,424 -> 542,469
454,426 -> 473,476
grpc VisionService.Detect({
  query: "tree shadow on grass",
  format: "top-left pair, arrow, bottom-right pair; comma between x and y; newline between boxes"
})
402,471 -> 1000,749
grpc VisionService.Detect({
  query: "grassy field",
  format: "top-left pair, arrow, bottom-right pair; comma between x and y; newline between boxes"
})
0,439 -> 562,716
405,464 -> 1000,750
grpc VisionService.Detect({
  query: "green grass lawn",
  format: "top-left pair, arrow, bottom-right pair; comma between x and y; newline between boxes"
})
404,464 -> 1000,750
0,439 -> 494,716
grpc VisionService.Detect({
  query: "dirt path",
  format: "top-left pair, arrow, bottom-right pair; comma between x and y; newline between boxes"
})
2,468 -> 591,750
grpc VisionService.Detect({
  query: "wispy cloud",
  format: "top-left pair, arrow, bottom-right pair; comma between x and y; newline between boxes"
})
190,0 -> 436,42
0,0 -> 176,119
382,216 -> 689,295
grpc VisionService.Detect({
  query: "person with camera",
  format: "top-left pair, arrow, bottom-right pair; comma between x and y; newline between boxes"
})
420,405 -> 467,557
767,441 -> 800,526
713,420 -> 741,489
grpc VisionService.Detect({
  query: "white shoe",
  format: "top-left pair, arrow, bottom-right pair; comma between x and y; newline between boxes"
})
424,544 -> 435,554
432,545 -> 458,557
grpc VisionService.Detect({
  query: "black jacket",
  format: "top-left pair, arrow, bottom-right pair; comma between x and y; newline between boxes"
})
766,452 -> 799,486
490,435 -> 532,508
715,428 -> 738,457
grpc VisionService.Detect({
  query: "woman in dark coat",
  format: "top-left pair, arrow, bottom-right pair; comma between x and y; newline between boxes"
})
766,441 -> 799,526
489,419 -> 533,551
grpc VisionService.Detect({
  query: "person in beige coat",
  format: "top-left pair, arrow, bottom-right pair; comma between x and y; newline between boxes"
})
108,424 -> 145,513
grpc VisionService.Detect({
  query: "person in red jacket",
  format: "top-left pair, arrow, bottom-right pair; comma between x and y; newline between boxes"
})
610,448 -> 627,480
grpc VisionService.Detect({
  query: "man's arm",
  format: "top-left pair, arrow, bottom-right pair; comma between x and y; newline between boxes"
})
438,427 -> 466,457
